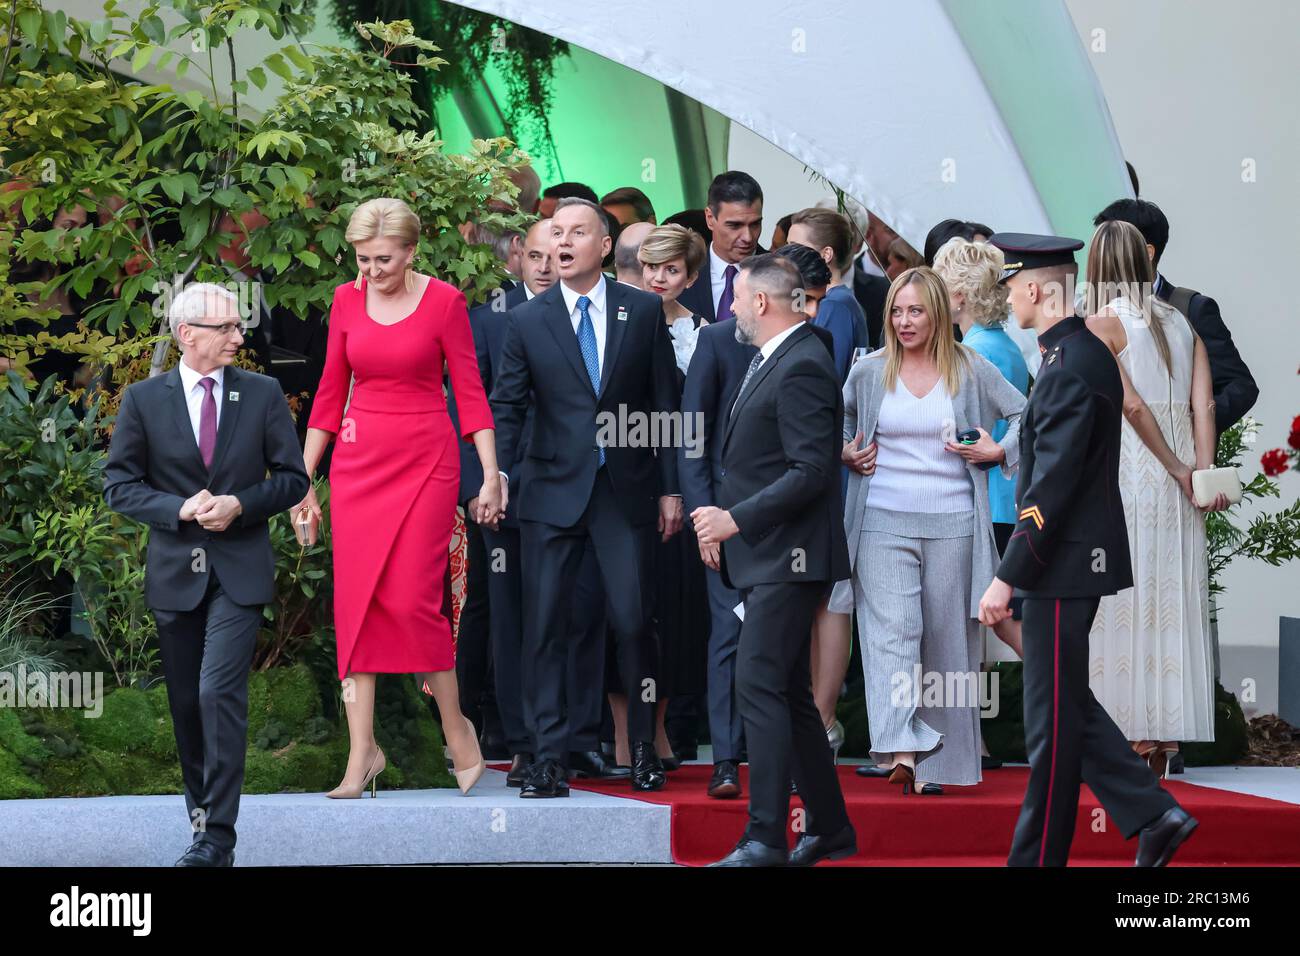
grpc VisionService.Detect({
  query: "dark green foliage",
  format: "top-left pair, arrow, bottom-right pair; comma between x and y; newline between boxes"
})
0,662 -> 454,797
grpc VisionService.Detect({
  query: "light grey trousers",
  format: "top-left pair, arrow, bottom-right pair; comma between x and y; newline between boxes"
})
854,510 -> 984,786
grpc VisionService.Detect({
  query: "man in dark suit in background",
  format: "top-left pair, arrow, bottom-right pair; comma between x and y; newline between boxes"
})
491,198 -> 682,796
677,171 -> 764,323
692,254 -> 855,867
980,234 -> 1196,868
104,283 -> 309,866
1093,199 -> 1257,434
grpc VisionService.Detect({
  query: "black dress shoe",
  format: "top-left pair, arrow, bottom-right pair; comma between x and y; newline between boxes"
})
708,760 -> 741,799
708,838 -> 788,867
568,750 -> 631,779
175,842 -> 234,867
506,753 -> 533,788
1167,751 -> 1185,774
519,759 -> 570,798
789,824 -> 857,866
659,752 -> 682,772
1135,806 -> 1198,867
630,741 -> 666,791
855,764 -> 892,778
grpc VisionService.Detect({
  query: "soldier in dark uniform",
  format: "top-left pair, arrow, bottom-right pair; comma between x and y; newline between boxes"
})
978,233 -> 1198,867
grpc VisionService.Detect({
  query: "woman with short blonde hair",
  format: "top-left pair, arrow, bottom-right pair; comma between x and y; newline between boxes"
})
297,196 -> 502,798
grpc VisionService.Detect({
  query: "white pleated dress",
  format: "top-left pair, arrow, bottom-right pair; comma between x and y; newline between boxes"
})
1088,297 -> 1215,742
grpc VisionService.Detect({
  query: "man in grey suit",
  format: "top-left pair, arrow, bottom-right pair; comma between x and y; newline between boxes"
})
104,282 -> 308,866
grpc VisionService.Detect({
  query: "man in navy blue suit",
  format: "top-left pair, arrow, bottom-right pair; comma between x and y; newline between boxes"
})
491,198 -> 682,796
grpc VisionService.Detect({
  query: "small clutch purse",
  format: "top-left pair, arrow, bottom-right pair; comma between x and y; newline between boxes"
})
293,504 -> 319,547
1191,467 -> 1242,508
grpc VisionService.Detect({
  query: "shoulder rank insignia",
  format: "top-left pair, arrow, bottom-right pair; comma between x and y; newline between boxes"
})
1046,347 -> 1059,366
1019,504 -> 1044,530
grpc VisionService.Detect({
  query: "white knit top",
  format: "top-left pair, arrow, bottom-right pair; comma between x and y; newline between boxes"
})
864,377 -> 973,514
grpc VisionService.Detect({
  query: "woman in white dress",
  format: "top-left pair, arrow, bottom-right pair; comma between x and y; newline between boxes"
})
1083,220 -> 1230,778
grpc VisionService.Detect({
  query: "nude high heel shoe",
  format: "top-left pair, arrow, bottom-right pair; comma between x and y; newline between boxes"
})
451,716 -> 484,795
326,747 -> 386,799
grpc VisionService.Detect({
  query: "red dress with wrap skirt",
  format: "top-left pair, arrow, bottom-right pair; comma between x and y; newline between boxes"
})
308,276 -> 493,681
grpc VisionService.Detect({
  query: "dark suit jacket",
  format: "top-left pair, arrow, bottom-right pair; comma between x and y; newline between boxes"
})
490,279 -> 680,528
679,316 -> 833,515
1154,274 -> 1257,434
451,283 -> 530,512
717,323 -> 849,590
997,315 -> 1133,598
103,364 -> 309,611
851,254 -> 889,350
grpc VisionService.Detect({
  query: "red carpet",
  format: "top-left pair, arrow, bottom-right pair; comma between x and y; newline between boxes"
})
561,765 -> 1300,866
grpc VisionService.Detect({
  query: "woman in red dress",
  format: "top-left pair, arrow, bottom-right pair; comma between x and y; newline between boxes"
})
296,198 -> 504,797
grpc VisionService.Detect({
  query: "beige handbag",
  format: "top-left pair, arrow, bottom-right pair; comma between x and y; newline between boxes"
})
1191,467 -> 1242,508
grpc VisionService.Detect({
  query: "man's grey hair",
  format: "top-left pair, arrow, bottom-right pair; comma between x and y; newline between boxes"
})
469,222 -> 524,264
553,197 -> 610,236
738,253 -> 802,313
168,282 -> 239,341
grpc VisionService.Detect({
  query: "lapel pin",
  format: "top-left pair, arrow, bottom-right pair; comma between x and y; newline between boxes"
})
616,306 -> 628,322
229,391 -> 240,401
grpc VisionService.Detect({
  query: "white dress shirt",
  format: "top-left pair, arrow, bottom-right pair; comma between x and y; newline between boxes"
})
758,320 -> 804,361
177,355 -> 224,448
560,275 -> 608,375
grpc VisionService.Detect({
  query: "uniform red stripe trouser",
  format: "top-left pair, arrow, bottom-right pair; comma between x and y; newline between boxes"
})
1008,596 -> 1178,866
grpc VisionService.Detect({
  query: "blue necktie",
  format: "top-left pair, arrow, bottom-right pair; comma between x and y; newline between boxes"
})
576,295 -> 605,466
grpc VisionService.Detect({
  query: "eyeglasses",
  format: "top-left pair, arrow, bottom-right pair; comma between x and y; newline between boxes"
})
185,321 -> 247,337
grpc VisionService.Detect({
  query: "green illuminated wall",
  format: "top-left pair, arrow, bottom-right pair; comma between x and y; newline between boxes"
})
434,44 -> 728,219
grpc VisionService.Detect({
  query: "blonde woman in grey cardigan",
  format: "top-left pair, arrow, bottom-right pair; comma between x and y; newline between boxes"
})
828,267 -> 1026,794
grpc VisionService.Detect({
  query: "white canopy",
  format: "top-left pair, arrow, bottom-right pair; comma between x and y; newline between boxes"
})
444,0 -> 1132,247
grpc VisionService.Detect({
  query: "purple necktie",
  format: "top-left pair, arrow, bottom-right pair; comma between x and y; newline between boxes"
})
716,264 -> 737,321
198,377 -> 217,468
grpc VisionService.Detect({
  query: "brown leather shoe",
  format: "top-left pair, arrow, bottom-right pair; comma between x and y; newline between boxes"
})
708,759 -> 741,799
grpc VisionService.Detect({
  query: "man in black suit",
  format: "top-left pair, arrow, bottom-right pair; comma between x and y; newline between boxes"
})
680,244 -> 835,800
104,283 -> 308,866
676,171 -> 764,323
491,198 -> 683,795
1094,199 -> 1257,434
691,254 -> 855,867
979,234 -> 1196,868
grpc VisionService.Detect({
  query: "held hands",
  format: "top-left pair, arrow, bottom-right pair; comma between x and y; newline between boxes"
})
659,495 -> 683,542
978,577 -> 1015,627
474,474 -> 506,529
292,485 -> 323,523
945,427 -> 1005,465
179,489 -> 213,522
691,505 -> 738,547
842,431 -> 877,475
698,538 -> 722,571
195,495 -> 242,532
